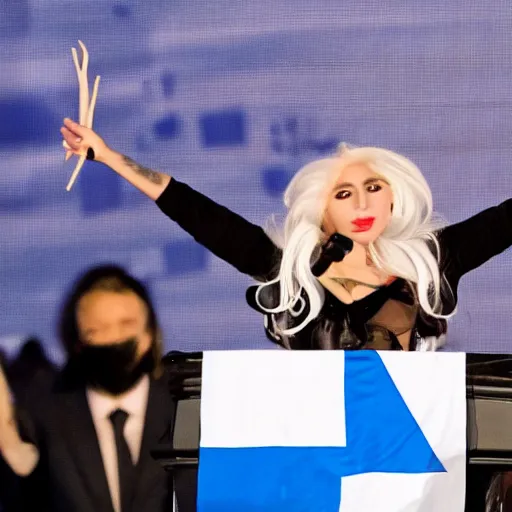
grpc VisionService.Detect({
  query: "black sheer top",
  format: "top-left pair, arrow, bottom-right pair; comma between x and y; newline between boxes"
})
156,179 -> 512,351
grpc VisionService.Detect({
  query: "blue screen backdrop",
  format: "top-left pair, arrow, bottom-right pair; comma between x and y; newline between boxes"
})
1,0 -> 512,360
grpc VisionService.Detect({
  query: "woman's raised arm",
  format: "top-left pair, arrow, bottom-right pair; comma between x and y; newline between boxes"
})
60,118 -> 280,279
61,118 -> 170,201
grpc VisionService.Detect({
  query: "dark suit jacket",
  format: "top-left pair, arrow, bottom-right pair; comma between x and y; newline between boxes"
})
0,364 -> 176,512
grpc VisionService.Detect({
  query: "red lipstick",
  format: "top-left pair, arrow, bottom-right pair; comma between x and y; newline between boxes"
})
351,217 -> 375,232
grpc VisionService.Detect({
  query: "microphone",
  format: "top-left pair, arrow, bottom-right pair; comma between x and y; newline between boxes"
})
311,233 -> 354,277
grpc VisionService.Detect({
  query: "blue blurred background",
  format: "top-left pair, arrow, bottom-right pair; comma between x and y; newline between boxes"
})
1,0 -> 512,362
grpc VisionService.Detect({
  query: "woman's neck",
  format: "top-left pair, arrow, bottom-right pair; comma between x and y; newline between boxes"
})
325,241 -> 393,285
329,241 -> 369,274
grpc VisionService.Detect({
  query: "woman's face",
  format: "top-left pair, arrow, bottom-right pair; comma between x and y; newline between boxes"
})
323,162 -> 393,246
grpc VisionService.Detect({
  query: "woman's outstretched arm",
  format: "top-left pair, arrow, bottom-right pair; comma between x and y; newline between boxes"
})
61,118 -> 171,200
438,198 -> 512,288
60,118 -> 281,279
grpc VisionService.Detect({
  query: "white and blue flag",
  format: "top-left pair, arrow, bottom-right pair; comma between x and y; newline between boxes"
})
198,351 -> 466,511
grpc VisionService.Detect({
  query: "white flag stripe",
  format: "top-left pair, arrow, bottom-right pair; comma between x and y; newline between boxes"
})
335,351 -> 466,512
378,352 -> 467,464
201,350 -> 346,448
339,469 -> 466,512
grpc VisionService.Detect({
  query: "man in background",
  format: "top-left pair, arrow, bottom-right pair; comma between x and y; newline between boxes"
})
6,336 -> 56,406
0,264 -> 176,512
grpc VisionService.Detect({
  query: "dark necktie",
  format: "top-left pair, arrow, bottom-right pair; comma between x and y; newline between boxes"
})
109,408 -> 135,512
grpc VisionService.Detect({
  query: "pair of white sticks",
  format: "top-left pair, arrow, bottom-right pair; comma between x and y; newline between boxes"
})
64,40 -> 100,191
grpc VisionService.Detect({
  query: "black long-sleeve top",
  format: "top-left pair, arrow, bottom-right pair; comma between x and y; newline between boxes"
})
156,179 -> 512,351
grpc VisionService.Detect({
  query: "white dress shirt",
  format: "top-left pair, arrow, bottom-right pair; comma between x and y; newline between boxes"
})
86,375 -> 150,512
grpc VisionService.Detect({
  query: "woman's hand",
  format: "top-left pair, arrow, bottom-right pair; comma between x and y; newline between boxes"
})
61,117 -> 172,200
60,118 -> 111,164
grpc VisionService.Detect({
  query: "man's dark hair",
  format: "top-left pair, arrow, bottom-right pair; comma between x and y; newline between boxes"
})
58,264 -> 163,376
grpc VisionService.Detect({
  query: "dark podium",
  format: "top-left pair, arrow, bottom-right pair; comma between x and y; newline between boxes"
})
155,352 -> 512,512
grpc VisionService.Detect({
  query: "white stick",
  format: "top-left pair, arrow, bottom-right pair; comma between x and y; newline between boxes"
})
65,40 -> 100,191
66,154 -> 87,192
74,41 -> 90,126
86,75 -> 100,128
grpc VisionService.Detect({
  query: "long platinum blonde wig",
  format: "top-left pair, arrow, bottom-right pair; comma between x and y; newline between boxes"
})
255,145 -> 454,337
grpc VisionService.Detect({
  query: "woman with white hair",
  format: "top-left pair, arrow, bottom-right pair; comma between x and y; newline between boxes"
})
60,118 -> 512,352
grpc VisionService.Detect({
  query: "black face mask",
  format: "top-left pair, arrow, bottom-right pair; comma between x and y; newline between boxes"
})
76,337 -> 155,395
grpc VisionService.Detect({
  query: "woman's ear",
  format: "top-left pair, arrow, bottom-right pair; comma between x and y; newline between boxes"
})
320,214 -> 335,237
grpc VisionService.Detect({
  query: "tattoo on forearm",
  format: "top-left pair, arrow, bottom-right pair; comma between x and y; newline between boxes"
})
122,155 -> 163,185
